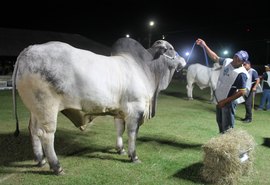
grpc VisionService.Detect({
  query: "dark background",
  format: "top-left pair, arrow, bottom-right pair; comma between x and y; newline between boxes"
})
1,0 -> 270,67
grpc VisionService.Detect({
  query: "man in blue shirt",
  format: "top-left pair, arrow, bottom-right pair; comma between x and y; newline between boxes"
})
241,60 -> 260,123
196,38 -> 249,133
257,64 -> 270,110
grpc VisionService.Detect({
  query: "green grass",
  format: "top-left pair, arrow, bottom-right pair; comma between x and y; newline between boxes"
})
0,79 -> 269,185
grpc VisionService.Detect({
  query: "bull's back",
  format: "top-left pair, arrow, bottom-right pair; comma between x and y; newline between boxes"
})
14,42 -> 152,113
187,64 -> 210,88
16,42 -> 80,91
14,42 -> 82,111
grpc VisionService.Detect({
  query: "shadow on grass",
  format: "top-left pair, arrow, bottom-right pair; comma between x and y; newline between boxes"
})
162,91 -> 214,105
138,136 -> 202,150
198,103 -> 216,114
66,146 -> 131,163
0,129 -> 130,174
22,170 -> 54,175
262,137 -> 270,148
161,91 -> 187,99
0,132 -> 33,166
173,162 -> 207,184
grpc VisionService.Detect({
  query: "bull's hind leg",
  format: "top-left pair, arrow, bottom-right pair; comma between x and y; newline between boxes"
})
114,118 -> 126,155
17,75 -> 63,174
186,83 -> 194,100
29,114 -> 46,167
32,104 -> 63,175
41,128 -> 63,175
38,112 -> 64,175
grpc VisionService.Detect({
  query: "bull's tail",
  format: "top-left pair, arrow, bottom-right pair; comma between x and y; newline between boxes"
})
12,59 -> 20,137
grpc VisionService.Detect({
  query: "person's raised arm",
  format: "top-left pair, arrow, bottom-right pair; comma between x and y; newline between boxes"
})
196,38 -> 220,63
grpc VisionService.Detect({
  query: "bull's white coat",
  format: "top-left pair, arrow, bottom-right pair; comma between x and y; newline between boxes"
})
186,63 -> 221,102
13,38 -> 186,174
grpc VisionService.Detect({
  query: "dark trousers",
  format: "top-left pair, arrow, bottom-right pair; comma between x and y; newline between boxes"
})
216,101 -> 237,133
244,91 -> 255,120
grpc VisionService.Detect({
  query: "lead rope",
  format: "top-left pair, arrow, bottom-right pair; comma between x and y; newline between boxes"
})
187,41 -> 215,102
202,46 -> 209,67
186,41 -> 196,64
187,41 -> 209,67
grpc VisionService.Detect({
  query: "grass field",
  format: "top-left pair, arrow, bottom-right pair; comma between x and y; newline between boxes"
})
0,79 -> 269,185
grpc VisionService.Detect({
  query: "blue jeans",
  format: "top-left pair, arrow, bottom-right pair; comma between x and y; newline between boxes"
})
258,89 -> 270,110
216,101 -> 237,133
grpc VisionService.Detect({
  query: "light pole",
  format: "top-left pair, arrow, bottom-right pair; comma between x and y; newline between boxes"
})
148,21 -> 155,48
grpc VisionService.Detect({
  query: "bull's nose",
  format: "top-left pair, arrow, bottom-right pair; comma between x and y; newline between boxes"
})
176,63 -> 183,72
180,59 -> 187,68
176,59 -> 186,72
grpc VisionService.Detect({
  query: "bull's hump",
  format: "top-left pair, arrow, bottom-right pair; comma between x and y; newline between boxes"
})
39,41 -> 72,48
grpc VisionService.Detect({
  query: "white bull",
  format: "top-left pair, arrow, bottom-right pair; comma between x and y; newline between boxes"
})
186,63 -> 221,102
12,38 -> 186,175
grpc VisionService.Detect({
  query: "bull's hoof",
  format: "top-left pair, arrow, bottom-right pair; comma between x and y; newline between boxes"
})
131,159 -> 142,163
54,167 -> 65,175
188,97 -> 193,100
117,149 -> 127,155
130,156 -> 141,163
36,159 -> 47,167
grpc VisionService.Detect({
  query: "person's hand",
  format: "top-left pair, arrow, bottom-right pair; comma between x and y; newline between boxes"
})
196,38 -> 206,48
217,99 -> 227,108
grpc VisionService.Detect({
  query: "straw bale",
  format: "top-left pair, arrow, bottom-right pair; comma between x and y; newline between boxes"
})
201,129 -> 256,185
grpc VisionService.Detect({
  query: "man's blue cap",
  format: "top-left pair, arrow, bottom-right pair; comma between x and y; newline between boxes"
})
235,50 -> 249,62
244,60 -> 250,65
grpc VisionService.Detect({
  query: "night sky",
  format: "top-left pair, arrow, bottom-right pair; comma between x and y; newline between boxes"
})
2,0 -> 270,65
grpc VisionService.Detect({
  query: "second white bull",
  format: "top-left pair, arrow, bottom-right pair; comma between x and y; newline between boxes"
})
186,63 -> 221,102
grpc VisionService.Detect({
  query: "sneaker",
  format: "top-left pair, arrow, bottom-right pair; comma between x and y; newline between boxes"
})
256,108 -> 263,111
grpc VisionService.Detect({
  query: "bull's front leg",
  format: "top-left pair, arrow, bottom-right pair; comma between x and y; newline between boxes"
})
210,88 -> 214,103
114,118 -> 126,155
186,84 -> 194,100
126,121 -> 141,163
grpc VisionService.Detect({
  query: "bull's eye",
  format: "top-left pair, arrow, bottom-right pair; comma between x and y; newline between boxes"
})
156,41 -> 162,44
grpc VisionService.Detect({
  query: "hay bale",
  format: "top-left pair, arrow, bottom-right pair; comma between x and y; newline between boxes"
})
201,129 -> 256,185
